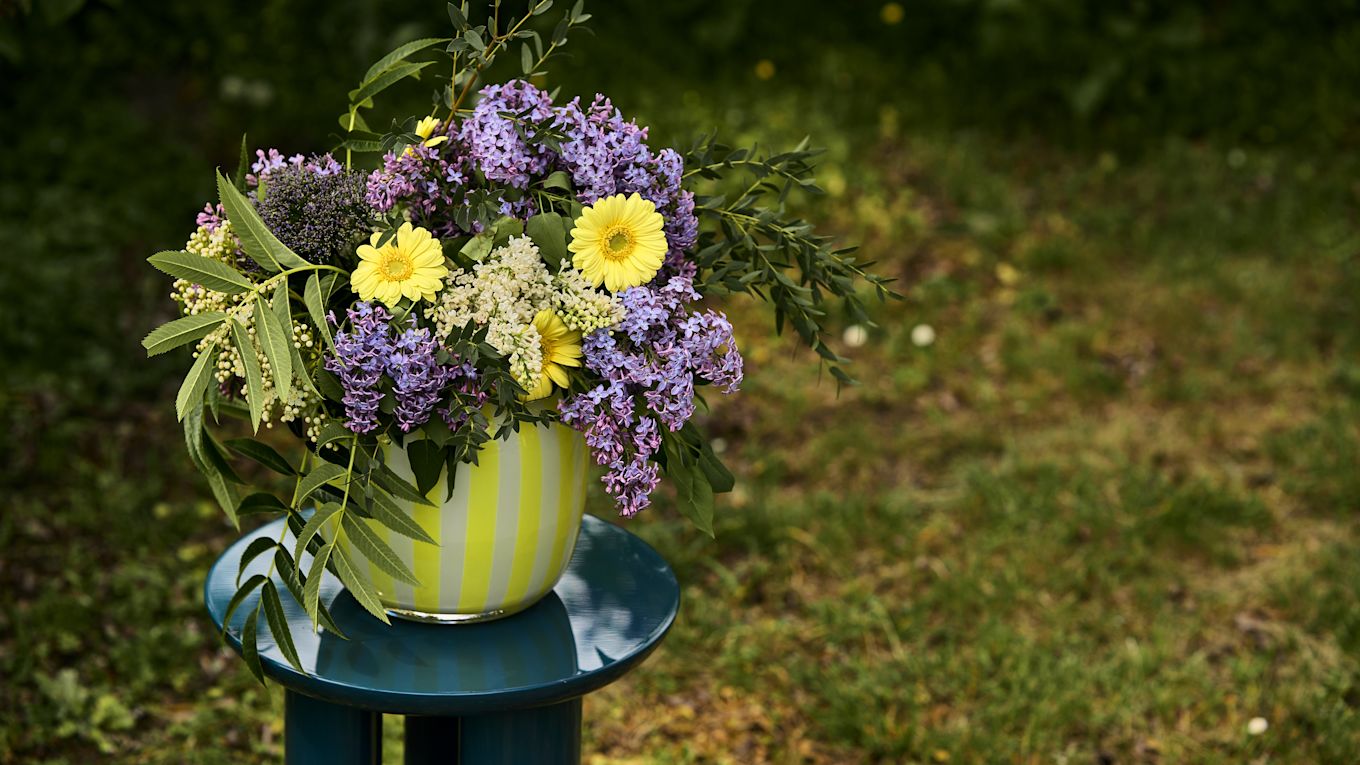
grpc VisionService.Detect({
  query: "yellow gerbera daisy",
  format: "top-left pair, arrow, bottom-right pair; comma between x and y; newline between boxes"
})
352,223 -> 448,306
404,115 -> 449,157
568,193 -> 667,292
525,310 -> 583,401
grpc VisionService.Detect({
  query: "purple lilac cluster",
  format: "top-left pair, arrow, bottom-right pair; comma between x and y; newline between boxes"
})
559,264 -> 744,516
247,149 -> 345,188
553,93 -> 698,263
325,302 -> 454,434
386,325 -> 451,432
196,203 -> 226,232
364,127 -> 494,238
363,80 -> 698,260
458,81 -> 555,189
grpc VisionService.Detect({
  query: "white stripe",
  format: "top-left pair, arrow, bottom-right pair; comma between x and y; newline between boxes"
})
483,432 -> 522,609
437,460 -> 471,611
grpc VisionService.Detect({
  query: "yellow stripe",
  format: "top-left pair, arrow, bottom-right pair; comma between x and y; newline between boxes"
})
543,426 -> 577,581
459,438 -> 500,611
410,469 -> 443,612
367,517 -> 397,607
504,426 -> 543,608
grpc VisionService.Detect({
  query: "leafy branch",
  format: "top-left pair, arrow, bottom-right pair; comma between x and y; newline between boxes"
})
684,133 -> 900,385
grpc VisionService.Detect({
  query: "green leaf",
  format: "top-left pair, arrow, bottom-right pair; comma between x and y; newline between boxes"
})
676,467 -> 716,537
254,290 -> 292,405
225,438 -> 297,476
348,60 -> 436,108
175,342 -> 218,421
367,488 -> 437,545
237,492 -> 290,516
229,319 -> 265,432
261,581 -> 304,672
142,312 -> 227,357
237,538 -> 281,581
220,574 -> 266,637
542,170 -> 572,191
330,545 -> 391,624
362,37 -> 449,84
294,502 -> 343,561
241,605 -> 266,684
304,272 -> 334,350
525,213 -> 568,269
316,421 -> 353,449
234,133 -> 250,192
459,231 -> 495,261
147,251 -> 253,294
217,170 -> 311,272
274,550 -> 347,639
303,540 -> 334,629
184,407 -> 240,526
371,461 -> 436,507
404,440 -> 444,497
297,463 -> 348,506
340,512 -> 420,585
520,42 -> 533,74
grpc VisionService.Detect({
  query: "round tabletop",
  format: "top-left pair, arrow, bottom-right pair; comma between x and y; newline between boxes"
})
205,514 -> 680,716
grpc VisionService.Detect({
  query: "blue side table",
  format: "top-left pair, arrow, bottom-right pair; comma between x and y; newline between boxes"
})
204,515 -> 680,765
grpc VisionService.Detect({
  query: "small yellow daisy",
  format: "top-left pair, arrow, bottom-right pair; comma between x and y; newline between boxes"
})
568,192 -> 667,292
525,310 -> 582,401
404,115 -> 449,157
351,223 -> 448,306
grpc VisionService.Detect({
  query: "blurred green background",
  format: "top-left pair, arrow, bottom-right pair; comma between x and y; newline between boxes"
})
5,1 -> 1360,762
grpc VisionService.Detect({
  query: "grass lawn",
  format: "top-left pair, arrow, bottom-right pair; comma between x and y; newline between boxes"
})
5,121 -> 1360,763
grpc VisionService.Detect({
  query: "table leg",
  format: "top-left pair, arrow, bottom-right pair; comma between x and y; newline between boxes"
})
456,698 -> 582,765
403,715 -> 459,764
285,690 -> 381,765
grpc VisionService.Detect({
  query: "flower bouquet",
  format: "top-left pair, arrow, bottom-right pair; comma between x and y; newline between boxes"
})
144,1 -> 894,679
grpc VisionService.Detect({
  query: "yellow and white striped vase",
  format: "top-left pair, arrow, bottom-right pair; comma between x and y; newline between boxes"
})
339,422 -> 589,623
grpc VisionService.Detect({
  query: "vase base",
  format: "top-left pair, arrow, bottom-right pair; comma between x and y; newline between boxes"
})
384,598 -> 539,625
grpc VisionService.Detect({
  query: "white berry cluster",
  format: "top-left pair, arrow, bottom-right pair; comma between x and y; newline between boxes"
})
172,222 -> 244,316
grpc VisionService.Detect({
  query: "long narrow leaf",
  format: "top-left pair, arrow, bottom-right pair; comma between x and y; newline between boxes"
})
229,319 -> 265,432
217,170 -> 311,272
224,438 -> 297,475
142,312 -> 226,356
241,605 -> 266,683
220,574 -> 266,636
368,487 -> 437,544
341,512 -> 420,585
371,461 -> 436,507
147,251 -> 253,294
297,463 -> 347,505
330,545 -> 390,624
348,61 -> 435,107
293,502 -> 343,561
254,291 -> 292,405
175,342 -> 218,421
303,540 -> 334,630
261,581 -> 304,672
304,272 -> 334,350
361,37 -> 448,84
275,550 -> 346,639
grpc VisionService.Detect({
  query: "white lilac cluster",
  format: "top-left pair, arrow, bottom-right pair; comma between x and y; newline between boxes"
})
552,266 -> 625,335
426,236 -> 624,391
